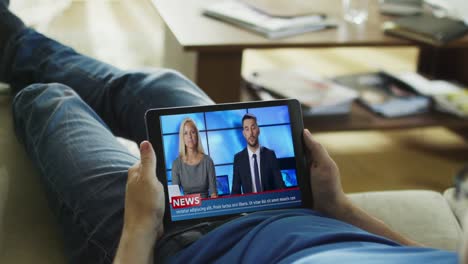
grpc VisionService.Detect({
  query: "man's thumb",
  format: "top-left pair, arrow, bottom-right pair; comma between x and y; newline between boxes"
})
140,141 -> 157,171
303,129 -> 328,162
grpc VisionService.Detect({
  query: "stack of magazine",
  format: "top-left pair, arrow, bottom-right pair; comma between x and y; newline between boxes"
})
202,0 -> 337,39
245,69 -> 467,118
243,69 -> 359,116
333,71 -> 431,118
433,91 -> 468,118
383,13 -> 468,46
397,72 -> 468,118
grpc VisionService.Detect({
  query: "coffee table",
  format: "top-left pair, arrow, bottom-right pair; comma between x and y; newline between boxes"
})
151,0 -> 468,132
152,0 -> 468,100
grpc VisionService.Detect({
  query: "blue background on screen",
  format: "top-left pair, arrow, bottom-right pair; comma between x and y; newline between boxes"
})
258,125 -> 294,159
161,105 -> 297,194
205,109 -> 246,130
281,169 -> 298,187
249,106 -> 290,125
167,170 -> 172,182
216,175 -> 230,195
207,129 -> 244,164
214,165 -> 233,193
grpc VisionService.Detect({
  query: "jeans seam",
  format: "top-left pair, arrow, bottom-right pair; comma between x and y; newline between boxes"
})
32,133 -> 115,263
38,40 -> 103,86
24,87 -> 114,262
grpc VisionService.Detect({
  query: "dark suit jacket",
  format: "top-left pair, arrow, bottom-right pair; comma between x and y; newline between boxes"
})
231,146 -> 285,194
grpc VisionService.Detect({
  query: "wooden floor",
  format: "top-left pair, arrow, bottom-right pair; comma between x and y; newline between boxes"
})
22,0 -> 468,193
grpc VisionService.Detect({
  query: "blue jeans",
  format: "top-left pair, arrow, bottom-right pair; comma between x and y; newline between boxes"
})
2,28 -> 214,263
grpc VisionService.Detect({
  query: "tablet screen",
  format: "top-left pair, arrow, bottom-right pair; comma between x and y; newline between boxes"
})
157,104 -> 303,222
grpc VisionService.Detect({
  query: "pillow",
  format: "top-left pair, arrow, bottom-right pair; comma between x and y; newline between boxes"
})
349,190 -> 462,251
444,188 -> 468,228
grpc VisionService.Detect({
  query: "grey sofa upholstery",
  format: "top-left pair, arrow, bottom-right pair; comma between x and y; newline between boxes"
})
0,95 -> 463,263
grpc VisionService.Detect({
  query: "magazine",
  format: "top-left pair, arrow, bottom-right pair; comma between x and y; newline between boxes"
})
397,72 -> 468,118
383,14 -> 468,46
333,71 -> 430,118
203,0 -> 337,39
244,69 -> 358,116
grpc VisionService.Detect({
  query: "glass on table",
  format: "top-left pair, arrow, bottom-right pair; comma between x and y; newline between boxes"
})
342,0 -> 369,24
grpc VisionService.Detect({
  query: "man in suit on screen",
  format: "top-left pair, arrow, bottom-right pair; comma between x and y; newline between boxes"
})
231,113 -> 285,194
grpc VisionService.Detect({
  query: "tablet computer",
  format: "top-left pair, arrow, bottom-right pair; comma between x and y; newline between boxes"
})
145,99 -> 312,228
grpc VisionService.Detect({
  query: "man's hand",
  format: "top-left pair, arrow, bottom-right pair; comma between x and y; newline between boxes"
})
303,129 -> 421,246
114,141 -> 165,264
303,129 -> 349,216
124,140 -> 165,236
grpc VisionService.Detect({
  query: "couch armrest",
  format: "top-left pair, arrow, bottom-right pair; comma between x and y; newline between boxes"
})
444,188 -> 468,228
348,190 -> 462,251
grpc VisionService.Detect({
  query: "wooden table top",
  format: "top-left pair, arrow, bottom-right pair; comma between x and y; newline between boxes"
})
152,0 -> 468,51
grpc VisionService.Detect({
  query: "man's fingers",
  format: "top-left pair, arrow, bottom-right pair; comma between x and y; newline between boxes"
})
303,129 -> 330,163
139,141 -> 157,175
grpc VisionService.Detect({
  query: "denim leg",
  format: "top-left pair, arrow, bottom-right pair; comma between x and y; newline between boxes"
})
0,1 -> 24,53
13,83 -> 138,263
2,28 -> 214,143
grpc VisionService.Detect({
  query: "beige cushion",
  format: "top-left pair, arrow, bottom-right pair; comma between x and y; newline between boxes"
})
444,188 -> 468,228
349,190 -> 463,251
0,95 -> 137,264
0,166 -> 65,264
0,96 -> 66,263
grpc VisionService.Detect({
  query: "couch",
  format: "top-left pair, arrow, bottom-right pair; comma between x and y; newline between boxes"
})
0,93 -> 464,263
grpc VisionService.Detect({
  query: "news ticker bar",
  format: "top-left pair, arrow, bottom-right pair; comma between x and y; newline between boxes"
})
171,189 -> 302,221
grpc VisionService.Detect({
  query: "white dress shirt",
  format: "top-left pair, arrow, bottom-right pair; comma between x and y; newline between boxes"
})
247,146 -> 262,193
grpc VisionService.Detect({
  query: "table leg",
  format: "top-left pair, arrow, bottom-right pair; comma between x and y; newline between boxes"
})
418,46 -> 468,85
196,51 -> 243,103
449,127 -> 468,142
163,24 -> 197,82
162,25 -> 242,103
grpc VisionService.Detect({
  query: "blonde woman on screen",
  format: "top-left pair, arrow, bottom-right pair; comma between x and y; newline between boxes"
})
171,118 -> 218,198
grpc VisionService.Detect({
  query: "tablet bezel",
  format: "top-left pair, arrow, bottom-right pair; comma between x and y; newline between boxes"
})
145,99 -> 313,228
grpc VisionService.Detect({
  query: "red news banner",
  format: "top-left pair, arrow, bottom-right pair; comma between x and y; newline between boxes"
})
171,194 -> 202,209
